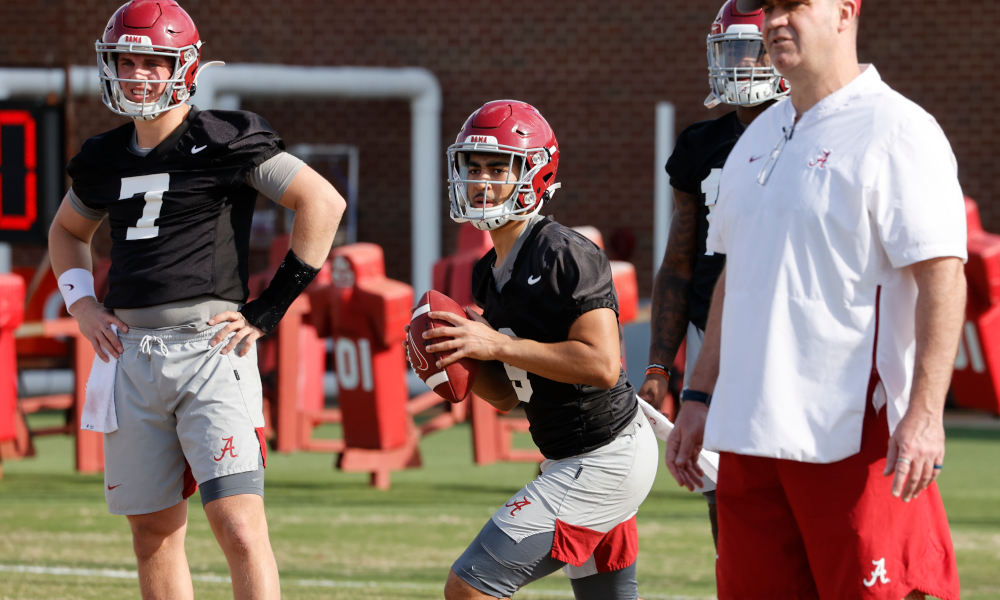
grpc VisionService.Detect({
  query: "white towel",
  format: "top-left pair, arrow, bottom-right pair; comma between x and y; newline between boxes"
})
637,396 -> 719,493
81,325 -> 119,433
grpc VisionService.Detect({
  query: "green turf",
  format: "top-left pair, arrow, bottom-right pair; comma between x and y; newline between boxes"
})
1,411 -> 998,599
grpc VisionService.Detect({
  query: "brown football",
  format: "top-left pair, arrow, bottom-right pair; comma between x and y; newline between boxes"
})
407,290 -> 480,403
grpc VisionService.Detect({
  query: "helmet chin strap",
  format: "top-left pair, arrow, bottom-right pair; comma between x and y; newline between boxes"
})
119,90 -> 170,121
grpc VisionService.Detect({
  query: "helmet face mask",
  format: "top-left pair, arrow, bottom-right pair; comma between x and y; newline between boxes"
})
96,1 -> 207,121
706,1 -> 789,108
449,144 -> 547,231
447,101 -> 560,232
98,41 -> 200,121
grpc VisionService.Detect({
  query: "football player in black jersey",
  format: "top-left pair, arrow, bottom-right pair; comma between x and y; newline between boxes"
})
418,100 -> 658,600
46,2 -> 344,598
637,0 -> 789,549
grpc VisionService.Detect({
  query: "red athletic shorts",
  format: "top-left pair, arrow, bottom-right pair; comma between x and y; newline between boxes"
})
715,379 -> 960,600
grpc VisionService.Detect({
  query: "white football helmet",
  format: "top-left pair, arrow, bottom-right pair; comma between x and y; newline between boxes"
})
705,0 -> 789,108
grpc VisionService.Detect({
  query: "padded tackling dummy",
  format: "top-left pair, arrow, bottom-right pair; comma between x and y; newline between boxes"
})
328,243 -> 414,450
0,274 -> 25,445
951,197 -> 1000,415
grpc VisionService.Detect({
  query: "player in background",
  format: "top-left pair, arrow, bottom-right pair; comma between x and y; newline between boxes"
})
637,0 -> 788,548
411,100 -> 658,600
47,1 -> 344,598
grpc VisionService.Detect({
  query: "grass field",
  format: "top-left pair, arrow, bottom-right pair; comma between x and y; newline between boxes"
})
1,411 -> 998,599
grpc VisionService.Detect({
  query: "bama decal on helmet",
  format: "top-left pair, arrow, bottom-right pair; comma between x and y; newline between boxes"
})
465,135 -> 499,145
118,34 -> 153,45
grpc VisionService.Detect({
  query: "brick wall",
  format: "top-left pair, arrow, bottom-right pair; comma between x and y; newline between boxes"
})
2,0 -> 996,292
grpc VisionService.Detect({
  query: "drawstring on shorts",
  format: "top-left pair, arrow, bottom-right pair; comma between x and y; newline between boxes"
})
139,335 -> 169,361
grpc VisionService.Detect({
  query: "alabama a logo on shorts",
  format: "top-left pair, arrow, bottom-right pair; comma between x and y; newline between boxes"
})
214,436 -> 239,462
863,557 -> 890,587
504,496 -> 531,517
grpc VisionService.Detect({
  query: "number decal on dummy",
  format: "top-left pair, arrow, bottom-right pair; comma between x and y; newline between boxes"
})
701,168 -> 722,256
120,173 -> 170,240
334,337 -> 375,392
955,321 -> 986,374
499,327 -> 534,403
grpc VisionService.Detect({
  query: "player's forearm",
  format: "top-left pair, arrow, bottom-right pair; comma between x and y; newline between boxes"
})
686,266 -> 725,393
495,337 -> 619,389
648,273 -> 692,368
472,361 -> 520,411
648,189 -> 699,367
907,257 -> 966,418
648,261 -> 696,368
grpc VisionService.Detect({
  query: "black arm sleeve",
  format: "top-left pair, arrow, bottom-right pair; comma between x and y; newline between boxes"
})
240,249 -> 319,335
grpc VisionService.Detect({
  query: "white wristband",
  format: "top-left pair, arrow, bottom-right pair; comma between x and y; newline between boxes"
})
57,268 -> 97,315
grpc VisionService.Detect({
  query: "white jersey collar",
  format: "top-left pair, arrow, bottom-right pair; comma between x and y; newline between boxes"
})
785,64 -> 881,126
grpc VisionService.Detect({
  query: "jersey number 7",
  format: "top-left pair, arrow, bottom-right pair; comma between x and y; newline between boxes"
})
120,173 -> 170,240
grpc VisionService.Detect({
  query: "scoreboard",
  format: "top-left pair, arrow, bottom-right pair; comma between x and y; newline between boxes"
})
0,101 -> 64,244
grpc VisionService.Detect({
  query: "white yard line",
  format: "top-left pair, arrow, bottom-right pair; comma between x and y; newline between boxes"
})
0,563 -> 716,599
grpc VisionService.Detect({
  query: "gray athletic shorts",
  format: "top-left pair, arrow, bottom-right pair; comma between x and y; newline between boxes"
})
103,324 -> 266,515
453,519 -> 638,600
453,408 -> 657,598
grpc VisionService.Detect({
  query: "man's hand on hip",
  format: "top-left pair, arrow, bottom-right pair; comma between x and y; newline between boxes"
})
883,405 -> 946,502
665,401 -> 709,491
72,297 -> 128,362
209,311 -> 264,357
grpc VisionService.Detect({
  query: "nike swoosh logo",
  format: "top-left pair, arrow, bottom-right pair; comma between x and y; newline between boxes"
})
107,484 -> 121,490
251,477 -> 263,482
191,145 -> 208,154
749,155 -> 764,163
63,284 -> 74,290
528,275 -> 541,285
406,330 -> 429,371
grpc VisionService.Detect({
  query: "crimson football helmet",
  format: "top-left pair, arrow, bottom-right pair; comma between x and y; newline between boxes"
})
448,101 -> 560,231
706,0 -> 789,108
96,0 -> 221,120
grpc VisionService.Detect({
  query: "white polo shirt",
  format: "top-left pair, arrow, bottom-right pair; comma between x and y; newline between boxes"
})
704,65 -> 967,463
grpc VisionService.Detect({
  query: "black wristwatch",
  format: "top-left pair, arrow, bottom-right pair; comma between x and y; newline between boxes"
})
679,388 -> 712,408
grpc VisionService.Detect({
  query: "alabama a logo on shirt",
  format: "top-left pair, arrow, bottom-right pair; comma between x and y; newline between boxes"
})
808,149 -> 832,170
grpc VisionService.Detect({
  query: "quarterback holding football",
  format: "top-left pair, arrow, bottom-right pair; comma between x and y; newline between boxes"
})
413,100 -> 658,600
47,1 -> 344,598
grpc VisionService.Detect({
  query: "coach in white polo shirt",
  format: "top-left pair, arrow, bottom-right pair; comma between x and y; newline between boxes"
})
665,1 -> 965,599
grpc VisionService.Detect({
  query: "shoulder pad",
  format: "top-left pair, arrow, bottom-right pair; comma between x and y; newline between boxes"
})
193,110 -> 276,143
67,124 -> 132,181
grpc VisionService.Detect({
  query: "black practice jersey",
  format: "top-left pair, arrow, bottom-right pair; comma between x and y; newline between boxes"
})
665,110 -> 746,331
66,107 -> 283,309
472,217 -> 638,460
